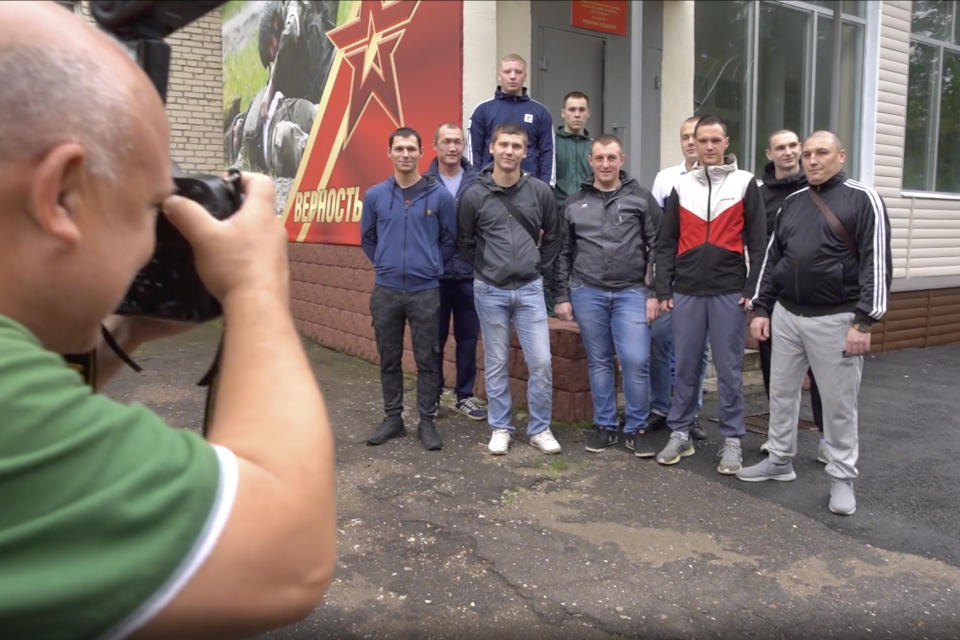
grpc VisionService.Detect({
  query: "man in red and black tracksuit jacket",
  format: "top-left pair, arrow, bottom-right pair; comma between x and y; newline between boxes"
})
654,115 -> 767,474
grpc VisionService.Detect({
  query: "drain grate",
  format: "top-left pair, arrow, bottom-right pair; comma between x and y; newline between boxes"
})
709,413 -> 819,434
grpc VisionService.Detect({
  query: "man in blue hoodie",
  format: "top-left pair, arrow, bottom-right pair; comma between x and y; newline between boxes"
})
466,53 -> 555,186
424,123 -> 486,421
361,127 -> 457,450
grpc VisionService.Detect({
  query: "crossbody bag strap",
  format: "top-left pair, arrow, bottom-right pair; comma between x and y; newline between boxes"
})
808,188 -> 858,258
494,192 -> 541,247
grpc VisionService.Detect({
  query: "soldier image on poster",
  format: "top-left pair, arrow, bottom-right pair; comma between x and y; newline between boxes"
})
224,1 -> 338,181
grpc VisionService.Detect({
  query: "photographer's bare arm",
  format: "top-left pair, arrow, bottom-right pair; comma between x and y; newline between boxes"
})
0,4 -> 335,639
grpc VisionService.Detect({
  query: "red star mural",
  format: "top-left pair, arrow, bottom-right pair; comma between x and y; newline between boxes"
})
282,0 -> 462,245
327,1 -> 419,147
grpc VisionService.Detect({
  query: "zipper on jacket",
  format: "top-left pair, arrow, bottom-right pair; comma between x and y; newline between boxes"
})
705,168 -> 713,244
402,189 -> 408,292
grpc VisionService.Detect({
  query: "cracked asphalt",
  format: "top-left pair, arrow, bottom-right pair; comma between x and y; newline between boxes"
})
105,322 -> 960,639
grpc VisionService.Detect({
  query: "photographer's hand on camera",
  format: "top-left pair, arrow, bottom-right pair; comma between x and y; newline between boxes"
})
162,172 -> 289,307
146,171 -> 337,637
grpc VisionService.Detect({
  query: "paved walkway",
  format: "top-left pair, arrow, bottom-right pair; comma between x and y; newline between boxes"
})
107,324 -> 960,639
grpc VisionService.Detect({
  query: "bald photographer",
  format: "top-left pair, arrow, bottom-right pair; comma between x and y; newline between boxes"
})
0,2 -> 336,638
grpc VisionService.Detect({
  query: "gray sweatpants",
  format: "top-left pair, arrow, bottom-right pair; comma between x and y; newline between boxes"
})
767,302 -> 862,480
668,293 -> 747,438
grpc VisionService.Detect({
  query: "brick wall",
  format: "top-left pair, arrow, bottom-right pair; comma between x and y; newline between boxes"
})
290,242 -> 595,422
78,2 -> 223,174
164,13 -> 224,174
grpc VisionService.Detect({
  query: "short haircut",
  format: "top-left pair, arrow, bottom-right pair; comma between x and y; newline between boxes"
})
563,90 -> 589,107
433,122 -> 463,143
389,126 -> 422,149
694,114 -> 728,137
682,115 -> 701,128
491,123 -> 527,146
591,134 -> 623,154
500,53 -> 527,69
0,42 -> 132,182
767,129 -> 799,149
805,130 -> 844,151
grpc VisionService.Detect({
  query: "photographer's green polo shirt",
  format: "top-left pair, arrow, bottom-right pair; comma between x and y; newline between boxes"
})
0,315 -> 237,639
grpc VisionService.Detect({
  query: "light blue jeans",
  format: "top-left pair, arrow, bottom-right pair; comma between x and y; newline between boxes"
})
473,278 -> 553,435
570,282 -> 651,434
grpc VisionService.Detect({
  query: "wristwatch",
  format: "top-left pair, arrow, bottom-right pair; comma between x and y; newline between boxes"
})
851,320 -> 872,333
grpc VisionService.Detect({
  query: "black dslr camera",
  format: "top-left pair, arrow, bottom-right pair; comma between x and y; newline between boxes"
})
117,170 -> 243,321
91,0 -> 236,322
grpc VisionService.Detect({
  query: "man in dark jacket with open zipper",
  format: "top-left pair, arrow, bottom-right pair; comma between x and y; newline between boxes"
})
424,123 -> 485,421
458,124 -> 562,456
361,127 -> 457,451
739,131 -> 891,517
553,134 -> 662,456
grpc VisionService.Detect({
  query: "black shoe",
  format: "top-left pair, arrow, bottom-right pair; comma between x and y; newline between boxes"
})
647,413 -> 668,431
626,429 -> 656,458
585,426 -> 618,452
367,416 -> 405,445
690,419 -> 707,441
418,419 -> 442,451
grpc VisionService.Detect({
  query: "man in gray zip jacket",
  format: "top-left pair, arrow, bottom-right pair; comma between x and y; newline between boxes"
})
458,124 -> 562,456
553,135 -> 662,455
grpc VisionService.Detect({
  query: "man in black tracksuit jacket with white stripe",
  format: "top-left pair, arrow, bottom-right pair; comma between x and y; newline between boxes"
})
738,131 -> 892,517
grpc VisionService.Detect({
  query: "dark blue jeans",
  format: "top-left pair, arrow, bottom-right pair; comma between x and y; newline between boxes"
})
438,278 -> 480,400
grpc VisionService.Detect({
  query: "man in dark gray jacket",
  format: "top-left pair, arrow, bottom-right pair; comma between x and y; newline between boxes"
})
458,124 -> 562,456
554,135 -> 662,455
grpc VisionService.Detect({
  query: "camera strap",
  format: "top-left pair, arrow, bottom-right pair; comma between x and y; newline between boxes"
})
99,323 -> 221,436
100,324 -> 144,373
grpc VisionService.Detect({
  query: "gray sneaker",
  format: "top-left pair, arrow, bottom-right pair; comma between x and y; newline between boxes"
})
656,432 -> 694,465
717,437 -> 742,475
736,457 -> 797,482
829,479 -> 856,515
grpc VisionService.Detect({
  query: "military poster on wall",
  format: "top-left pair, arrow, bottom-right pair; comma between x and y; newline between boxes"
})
222,0 -> 463,245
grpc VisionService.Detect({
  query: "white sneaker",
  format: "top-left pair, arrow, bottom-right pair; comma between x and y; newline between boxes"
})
488,429 -> 511,455
529,428 -> 561,454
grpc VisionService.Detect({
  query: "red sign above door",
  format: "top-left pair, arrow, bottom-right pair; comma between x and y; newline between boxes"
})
571,0 -> 627,36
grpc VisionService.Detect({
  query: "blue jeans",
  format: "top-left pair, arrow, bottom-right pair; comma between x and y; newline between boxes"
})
570,283 -> 651,434
649,312 -> 707,417
473,278 -> 553,435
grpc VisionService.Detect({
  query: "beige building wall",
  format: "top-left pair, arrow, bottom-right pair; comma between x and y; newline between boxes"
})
659,0 -> 695,168
874,0 -> 960,290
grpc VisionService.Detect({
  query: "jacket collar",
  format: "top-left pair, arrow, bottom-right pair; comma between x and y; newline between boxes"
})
494,86 -> 531,102
424,156 -> 476,179
556,126 -> 590,140
809,171 -> 846,192
477,165 -> 529,192
693,154 -> 739,184
579,170 -> 635,195
762,161 -> 807,188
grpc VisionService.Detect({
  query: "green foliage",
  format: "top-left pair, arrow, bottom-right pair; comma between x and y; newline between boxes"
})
220,1 -> 247,22
548,459 -> 569,477
223,37 -> 269,116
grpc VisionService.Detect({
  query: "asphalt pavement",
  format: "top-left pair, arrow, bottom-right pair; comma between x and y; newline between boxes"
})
106,323 -> 960,639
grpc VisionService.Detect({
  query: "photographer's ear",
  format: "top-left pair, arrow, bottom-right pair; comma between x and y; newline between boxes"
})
28,142 -> 88,248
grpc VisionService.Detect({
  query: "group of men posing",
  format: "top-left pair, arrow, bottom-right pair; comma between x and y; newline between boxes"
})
359,54 -> 891,518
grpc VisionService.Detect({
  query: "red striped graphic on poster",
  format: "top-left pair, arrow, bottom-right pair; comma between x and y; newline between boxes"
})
281,0 -> 463,245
